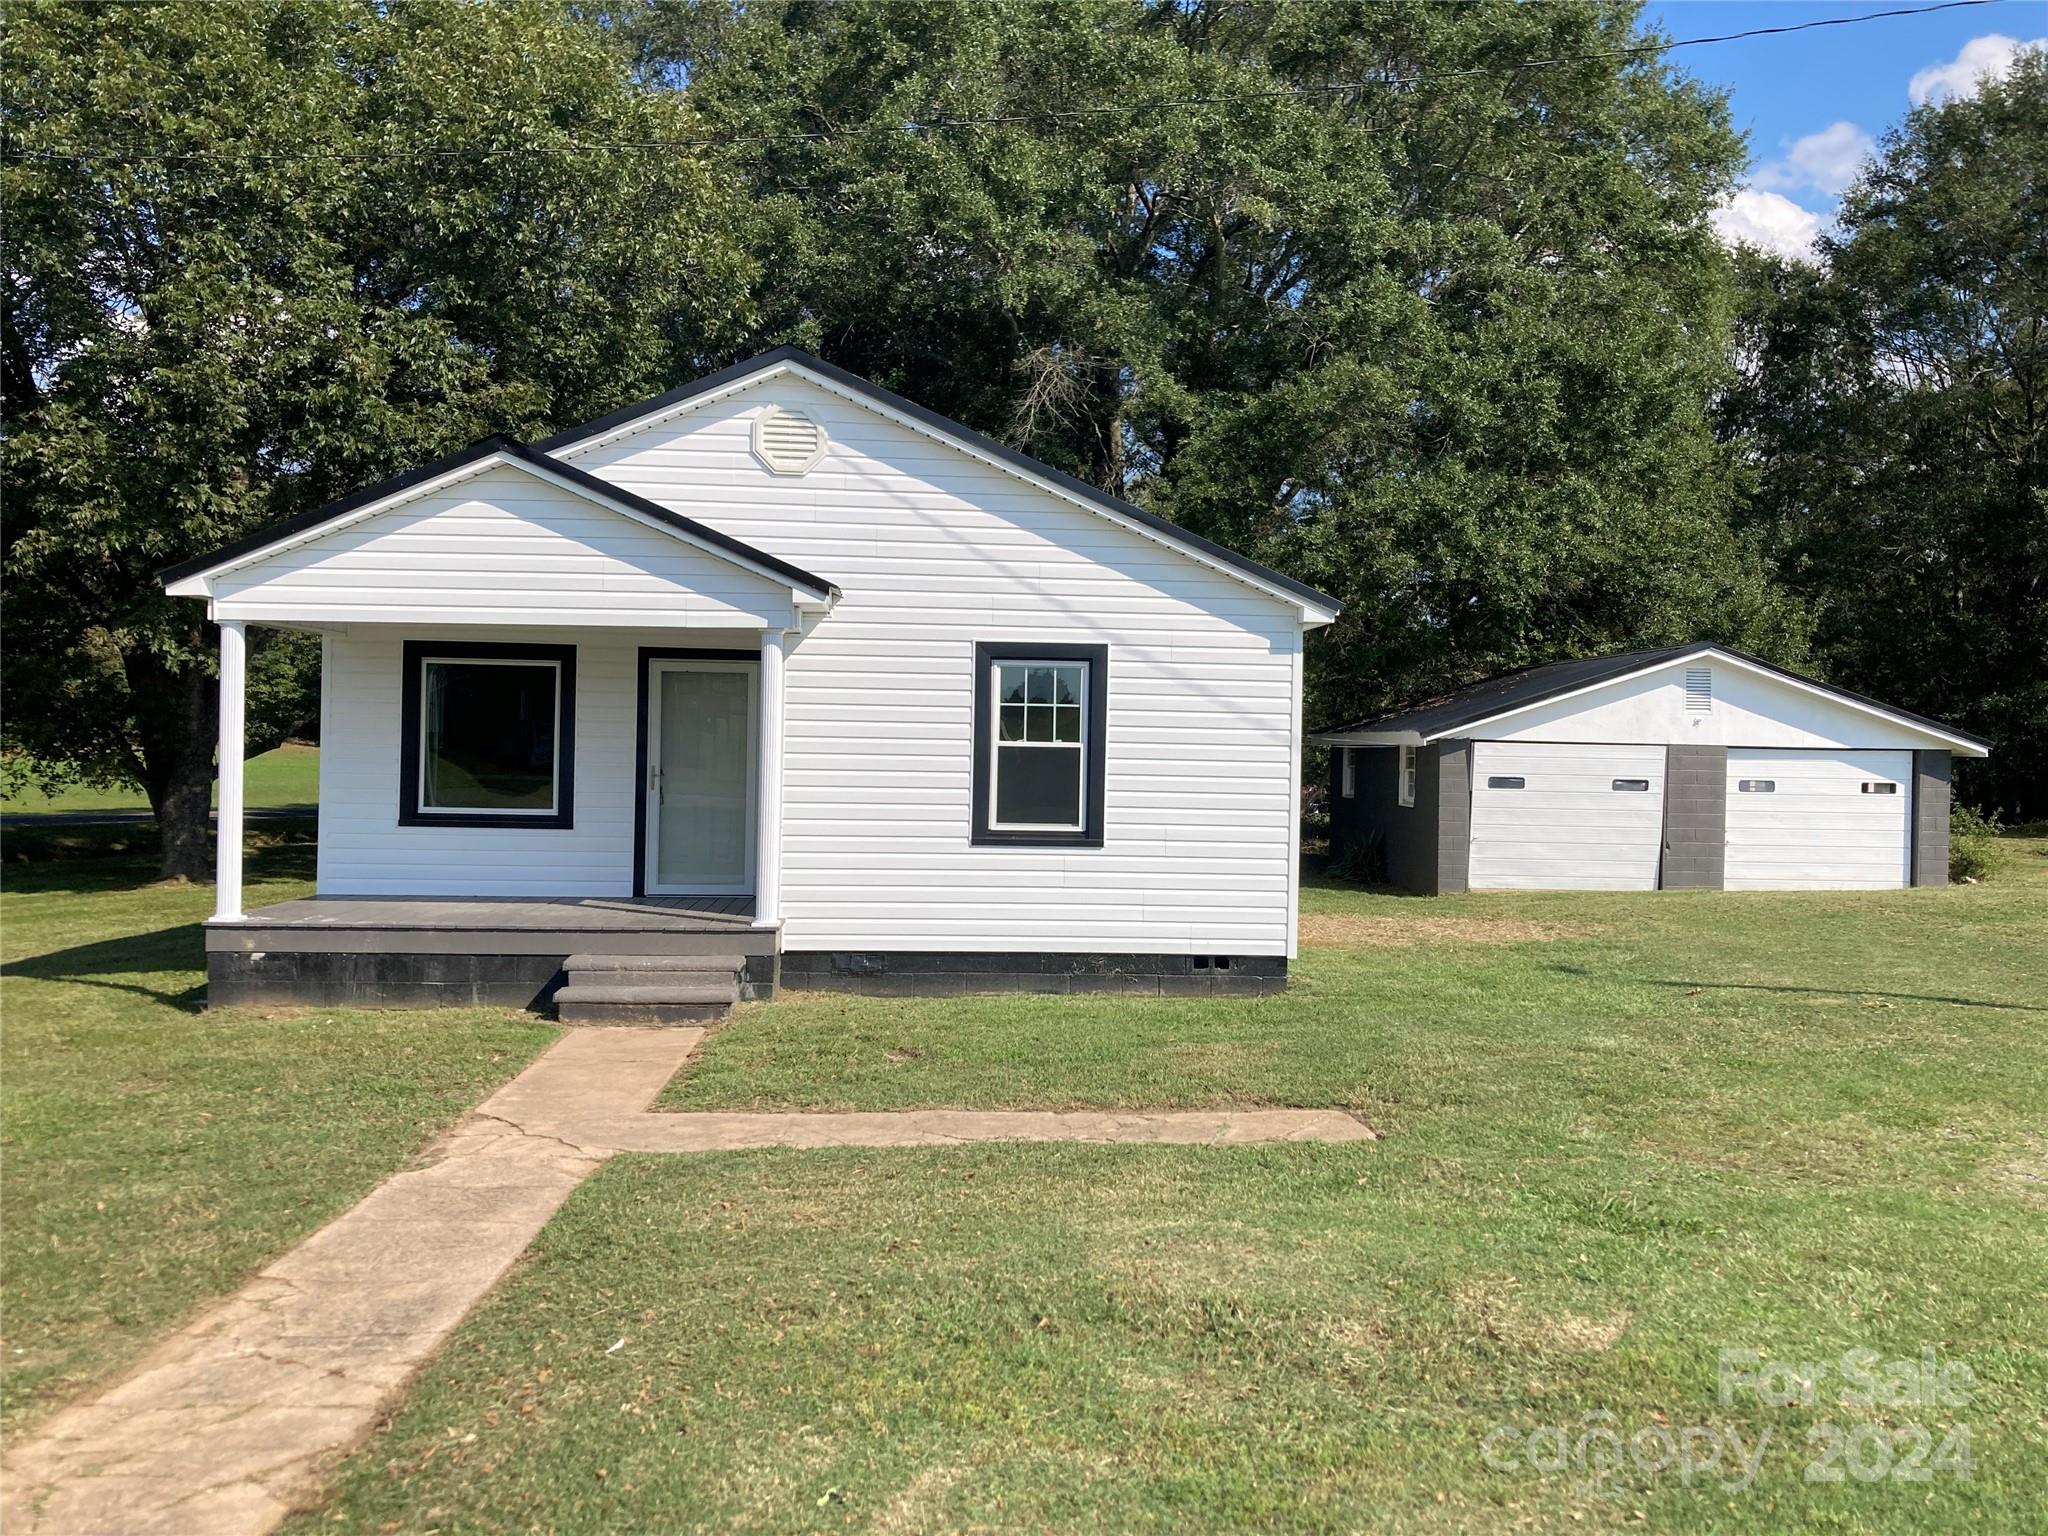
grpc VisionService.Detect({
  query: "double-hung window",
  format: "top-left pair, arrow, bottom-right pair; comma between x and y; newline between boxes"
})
971,642 -> 1107,846
400,641 -> 576,828
1398,744 -> 1418,807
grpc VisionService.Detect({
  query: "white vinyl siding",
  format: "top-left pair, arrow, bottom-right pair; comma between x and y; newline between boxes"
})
207,465 -> 796,629
568,375 -> 1302,955
1479,659 -> 1963,753
1468,742 -> 1666,891
1725,750 -> 1911,890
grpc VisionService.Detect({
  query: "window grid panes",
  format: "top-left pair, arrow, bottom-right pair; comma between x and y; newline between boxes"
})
992,662 -> 1086,828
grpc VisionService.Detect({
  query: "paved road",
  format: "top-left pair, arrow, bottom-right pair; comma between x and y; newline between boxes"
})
0,806 -> 315,830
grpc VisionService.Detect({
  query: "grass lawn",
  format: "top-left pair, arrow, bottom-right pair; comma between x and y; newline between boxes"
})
289,838 -> 2048,1533
0,833 -> 554,1433
1,742 -> 320,815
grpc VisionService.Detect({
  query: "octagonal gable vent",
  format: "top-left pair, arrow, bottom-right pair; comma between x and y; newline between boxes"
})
752,405 -> 826,475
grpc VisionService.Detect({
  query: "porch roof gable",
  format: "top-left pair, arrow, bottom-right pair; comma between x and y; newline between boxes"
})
159,437 -> 838,605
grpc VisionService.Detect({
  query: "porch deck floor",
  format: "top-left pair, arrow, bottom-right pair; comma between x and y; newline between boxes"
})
238,895 -> 758,932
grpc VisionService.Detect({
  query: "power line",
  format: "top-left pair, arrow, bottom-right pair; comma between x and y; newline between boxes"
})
2,0 -> 2004,166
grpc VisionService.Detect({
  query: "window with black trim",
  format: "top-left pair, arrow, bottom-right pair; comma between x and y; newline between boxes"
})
1340,749 -> 1356,799
1398,744 -> 1417,807
971,642 -> 1106,846
401,641 -> 576,828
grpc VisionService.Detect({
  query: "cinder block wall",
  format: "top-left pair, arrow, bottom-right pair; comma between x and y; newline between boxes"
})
1432,741 -> 1471,894
1328,743 -> 1467,894
1912,750 -> 1951,886
1661,745 -> 1728,889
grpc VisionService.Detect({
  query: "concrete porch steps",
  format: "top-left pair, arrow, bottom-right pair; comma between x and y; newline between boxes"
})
555,952 -> 745,1025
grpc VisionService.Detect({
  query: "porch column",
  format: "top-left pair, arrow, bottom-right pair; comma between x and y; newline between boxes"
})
756,628 -> 788,925
214,618 -> 247,923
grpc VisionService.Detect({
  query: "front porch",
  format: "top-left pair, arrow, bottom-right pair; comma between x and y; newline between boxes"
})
207,894 -> 780,1010
160,434 -> 841,1015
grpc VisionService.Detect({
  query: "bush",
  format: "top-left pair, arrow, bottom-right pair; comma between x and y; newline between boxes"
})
1327,830 -> 1386,885
1950,803 -> 2002,882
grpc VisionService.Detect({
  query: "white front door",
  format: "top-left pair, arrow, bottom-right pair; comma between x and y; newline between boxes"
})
1724,749 -> 1911,890
645,659 -> 757,895
1468,741 -> 1667,890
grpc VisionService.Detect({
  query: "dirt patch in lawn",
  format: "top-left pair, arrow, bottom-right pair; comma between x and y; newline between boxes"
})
1458,1282 -> 1631,1355
1986,1137 -> 2048,1208
1300,914 -> 1592,949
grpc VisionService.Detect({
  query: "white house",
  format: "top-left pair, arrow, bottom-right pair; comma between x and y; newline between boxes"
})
1316,646 -> 1988,895
163,348 -> 1341,1015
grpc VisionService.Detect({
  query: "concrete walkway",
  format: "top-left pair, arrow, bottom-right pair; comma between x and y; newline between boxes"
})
1,1028 -> 1373,1535
595,1105 -> 1375,1151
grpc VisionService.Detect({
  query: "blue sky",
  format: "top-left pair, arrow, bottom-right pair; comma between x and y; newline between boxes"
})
1640,0 -> 2046,255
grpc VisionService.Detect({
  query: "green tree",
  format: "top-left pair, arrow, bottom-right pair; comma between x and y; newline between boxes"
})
3,0 -> 755,876
1723,52 -> 2046,814
603,0 -> 1806,724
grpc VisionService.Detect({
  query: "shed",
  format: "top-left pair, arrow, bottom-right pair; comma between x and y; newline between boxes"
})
1314,646 -> 1988,893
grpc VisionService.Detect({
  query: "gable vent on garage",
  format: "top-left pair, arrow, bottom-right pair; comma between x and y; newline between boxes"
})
752,406 -> 827,475
1685,668 -> 1712,712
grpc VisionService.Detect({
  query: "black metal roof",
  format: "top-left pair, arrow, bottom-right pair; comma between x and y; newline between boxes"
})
1315,645 -> 1989,750
533,345 -> 1342,616
158,436 -> 836,599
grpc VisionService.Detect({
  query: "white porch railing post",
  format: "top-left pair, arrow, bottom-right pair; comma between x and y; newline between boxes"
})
214,618 -> 247,923
756,628 -> 788,925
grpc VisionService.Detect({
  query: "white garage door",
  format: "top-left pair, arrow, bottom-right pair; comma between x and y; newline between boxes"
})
1724,750 -> 1911,890
1469,742 -> 1666,890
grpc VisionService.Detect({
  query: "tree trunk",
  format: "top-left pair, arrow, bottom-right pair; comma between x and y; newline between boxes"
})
127,648 -> 219,882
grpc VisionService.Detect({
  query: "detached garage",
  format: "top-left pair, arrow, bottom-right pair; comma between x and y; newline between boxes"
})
1317,646 -> 1988,894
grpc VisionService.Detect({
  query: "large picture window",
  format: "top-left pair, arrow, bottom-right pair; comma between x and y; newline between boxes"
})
971,641 -> 1107,847
400,641 -> 576,828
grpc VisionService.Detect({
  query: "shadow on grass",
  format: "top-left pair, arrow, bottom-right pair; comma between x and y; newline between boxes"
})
1,924 -> 210,1011
3,836 -> 316,1012
1622,972 -> 2044,1014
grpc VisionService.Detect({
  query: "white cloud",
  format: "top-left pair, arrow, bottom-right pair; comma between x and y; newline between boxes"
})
1711,189 -> 1823,262
1908,33 -> 2048,106
1752,121 -> 1876,198
1709,34 -> 2044,269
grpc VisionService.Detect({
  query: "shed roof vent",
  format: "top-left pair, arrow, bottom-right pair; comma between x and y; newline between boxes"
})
752,406 -> 826,475
1685,667 -> 1712,712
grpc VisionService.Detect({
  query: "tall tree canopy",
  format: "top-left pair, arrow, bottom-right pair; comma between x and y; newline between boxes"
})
9,0 -> 1881,880
604,0 -> 1806,725
1722,51 -> 2046,815
2,0 -> 755,875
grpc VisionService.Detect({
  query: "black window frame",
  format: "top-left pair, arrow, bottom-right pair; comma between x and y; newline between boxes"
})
971,641 -> 1107,848
399,640 -> 577,829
